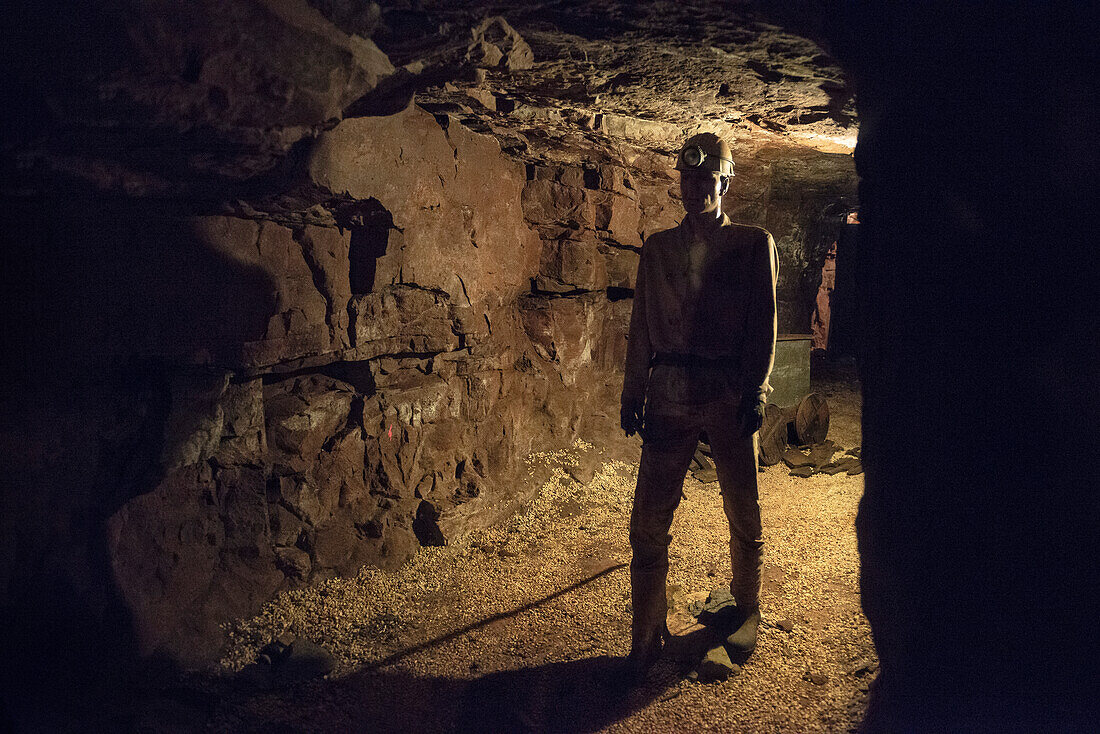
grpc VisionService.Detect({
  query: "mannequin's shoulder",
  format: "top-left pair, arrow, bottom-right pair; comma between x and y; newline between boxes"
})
640,224 -> 683,253
722,221 -> 774,247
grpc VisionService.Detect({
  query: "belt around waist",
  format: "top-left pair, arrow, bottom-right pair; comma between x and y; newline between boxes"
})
650,352 -> 732,369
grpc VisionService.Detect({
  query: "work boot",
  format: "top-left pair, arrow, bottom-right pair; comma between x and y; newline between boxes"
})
627,623 -> 670,684
725,607 -> 761,663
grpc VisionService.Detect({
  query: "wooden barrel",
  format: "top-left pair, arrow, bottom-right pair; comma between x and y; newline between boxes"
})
758,404 -> 792,466
792,393 -> 830,445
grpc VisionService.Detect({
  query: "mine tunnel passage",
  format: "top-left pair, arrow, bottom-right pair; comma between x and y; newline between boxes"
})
2,1 -> 883,732
3,0 -> 1093,732
198,81 -> 864,734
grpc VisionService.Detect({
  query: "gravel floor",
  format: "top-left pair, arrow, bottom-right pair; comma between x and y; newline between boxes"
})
196,370 -> 873,733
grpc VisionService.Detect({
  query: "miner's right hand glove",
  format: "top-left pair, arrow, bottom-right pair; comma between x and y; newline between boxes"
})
621,397 -> 645,437
736,391 -> 766,438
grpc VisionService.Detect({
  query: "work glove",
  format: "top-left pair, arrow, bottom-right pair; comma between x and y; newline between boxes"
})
621,396 -> 645,438
736,391 -> 766,438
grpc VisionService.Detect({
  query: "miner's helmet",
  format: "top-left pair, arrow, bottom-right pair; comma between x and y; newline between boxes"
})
675,133 -> 735,177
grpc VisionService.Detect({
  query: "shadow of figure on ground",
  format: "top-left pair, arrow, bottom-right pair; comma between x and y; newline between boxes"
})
338,562 -> 684,732
131,563 -> 698,733
205,626 -> 727,733
132,648 -> 687,733
210,654 -> 681,734
457,654 -> 681,734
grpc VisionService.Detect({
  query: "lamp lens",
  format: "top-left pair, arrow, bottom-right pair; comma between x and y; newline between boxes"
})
683,146 -> 703,167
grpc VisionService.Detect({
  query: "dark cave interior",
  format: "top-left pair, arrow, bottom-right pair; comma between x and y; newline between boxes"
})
1,2 -> 1096,732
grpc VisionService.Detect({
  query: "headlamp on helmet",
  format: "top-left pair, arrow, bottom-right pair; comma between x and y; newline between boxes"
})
681,145 -> 706,168
675,133 -> 735,177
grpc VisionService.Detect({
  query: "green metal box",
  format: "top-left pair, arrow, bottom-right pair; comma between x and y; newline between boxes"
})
768,334 -> 812,407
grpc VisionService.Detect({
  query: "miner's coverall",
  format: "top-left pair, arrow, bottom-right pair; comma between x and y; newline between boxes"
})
622,213 -> 778,647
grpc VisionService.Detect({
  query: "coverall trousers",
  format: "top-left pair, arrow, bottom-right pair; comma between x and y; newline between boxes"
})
629,393 -> 764,649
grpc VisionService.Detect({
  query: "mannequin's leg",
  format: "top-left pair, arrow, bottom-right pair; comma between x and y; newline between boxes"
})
629,412 -> 697,658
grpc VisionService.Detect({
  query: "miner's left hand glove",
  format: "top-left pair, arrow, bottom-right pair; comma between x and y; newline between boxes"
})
621,396 -> 645,438
736,391 -> 766,438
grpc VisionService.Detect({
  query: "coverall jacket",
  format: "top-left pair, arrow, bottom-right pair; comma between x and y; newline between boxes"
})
623,213 -> 779,647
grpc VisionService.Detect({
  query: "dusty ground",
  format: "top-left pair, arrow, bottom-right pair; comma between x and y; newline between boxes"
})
148,364 -> 872,733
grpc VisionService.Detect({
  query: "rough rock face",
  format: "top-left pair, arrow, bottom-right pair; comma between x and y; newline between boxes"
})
306,104 -> 541,308
466,16 -> 535,72
1,2 -> 856,668
3,0 -> 395,195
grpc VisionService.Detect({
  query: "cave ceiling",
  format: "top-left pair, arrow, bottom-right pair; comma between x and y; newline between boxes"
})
376,0 -> 857,154
2,0 -> 857,204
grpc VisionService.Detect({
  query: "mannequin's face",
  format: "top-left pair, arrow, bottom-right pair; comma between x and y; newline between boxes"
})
680,169 -> 729,216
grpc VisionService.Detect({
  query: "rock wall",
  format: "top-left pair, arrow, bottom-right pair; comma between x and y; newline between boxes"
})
0,105 -> 641,664
1,1 -> 856,669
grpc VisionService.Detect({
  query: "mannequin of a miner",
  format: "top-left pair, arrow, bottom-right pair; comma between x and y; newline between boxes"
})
621,132 -> 778,679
